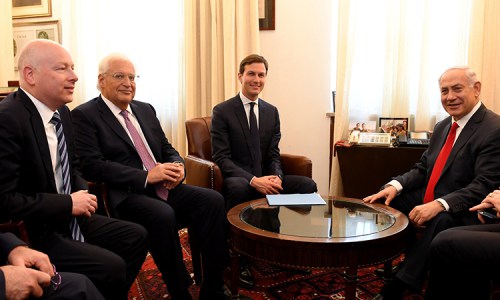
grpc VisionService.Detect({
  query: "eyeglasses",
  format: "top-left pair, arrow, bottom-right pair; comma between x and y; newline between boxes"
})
104,72 -> 139,82
45,264 -> 61,293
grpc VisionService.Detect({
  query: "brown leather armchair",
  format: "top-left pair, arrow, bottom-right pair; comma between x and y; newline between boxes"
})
184,116 -> 313,192
0,220 -> 29,243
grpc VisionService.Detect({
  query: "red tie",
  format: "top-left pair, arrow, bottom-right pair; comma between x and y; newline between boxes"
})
423,122 -> 459,203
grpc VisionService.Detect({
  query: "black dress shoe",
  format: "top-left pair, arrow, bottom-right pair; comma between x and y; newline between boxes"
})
239,264 -> 255,289
376,278 -> 408,300
374,265 -> 399,279
199,283 -> 230,300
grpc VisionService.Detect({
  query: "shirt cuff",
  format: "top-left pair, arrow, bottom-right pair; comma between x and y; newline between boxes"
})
436,198 -> 449,211
387,180 -> 403,194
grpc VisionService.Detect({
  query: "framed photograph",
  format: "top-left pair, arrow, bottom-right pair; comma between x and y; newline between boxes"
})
348,120 -> 376,133
13,20 -> 60,70
378,117 -> 409,137
12,0 -> 52,19
258,0 -> 275,30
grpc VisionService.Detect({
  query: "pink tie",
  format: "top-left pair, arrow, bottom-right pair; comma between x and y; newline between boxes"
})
423,122 -> 459,203
120,110 -> 169,200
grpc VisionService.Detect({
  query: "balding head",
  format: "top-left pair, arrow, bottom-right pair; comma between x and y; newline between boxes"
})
17,39 -> 78,111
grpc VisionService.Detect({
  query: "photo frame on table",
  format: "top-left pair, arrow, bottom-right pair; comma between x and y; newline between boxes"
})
13,20 -> 60,70
259,0 -> 275,30
378,117 -> 409,137
12,0 -> 52,19
348,120 -> 376,133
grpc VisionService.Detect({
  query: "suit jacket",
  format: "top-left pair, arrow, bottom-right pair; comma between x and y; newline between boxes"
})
0,90 -> 87,242
0,232 -> 25,298
71,96 -> 183,210
211,94 -> 282,181
394,104 -> 500,214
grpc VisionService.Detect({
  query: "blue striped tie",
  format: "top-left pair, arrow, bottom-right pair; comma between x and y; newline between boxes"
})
51,112 -> 85,242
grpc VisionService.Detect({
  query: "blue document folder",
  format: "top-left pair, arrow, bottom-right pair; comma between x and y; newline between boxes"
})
266,193 -> 326,206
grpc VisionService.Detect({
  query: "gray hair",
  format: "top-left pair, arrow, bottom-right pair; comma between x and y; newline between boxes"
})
439,66 -> 478,87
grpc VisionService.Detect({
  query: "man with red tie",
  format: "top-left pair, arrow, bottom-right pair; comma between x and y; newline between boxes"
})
364,66 -> 500,300
72,53 -> 229,300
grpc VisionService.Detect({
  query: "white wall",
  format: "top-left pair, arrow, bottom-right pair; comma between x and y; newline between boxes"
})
260,0 -> 333,196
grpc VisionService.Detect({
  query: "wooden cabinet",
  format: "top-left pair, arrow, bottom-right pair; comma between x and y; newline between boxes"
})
336,145 -> 426,198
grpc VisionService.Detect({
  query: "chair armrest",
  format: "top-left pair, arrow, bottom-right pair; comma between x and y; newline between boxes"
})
88,182 -> 113,217
280,153 -> 313,178
184,155 -> 223,192
0,220 -> 30,243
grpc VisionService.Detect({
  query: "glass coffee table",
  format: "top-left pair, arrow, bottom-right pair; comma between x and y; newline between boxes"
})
227,196 -> 409,300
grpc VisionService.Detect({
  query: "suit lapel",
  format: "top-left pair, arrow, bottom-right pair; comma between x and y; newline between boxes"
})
96,97 -> 136,150
18,92 -> 57,191
232,96 -> 259,162
130,102 -> 161,160
442,105 -> 485,173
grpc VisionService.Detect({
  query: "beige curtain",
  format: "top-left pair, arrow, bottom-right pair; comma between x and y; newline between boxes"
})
469,0 -> 500,113
184,0 -> 260,122
329,0 -> 500,198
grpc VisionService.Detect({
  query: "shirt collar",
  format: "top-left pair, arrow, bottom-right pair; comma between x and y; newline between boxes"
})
101,94 -> 133,117
454,101 -> 482,128
239,91 -> 259,106
20,88 -> 55,125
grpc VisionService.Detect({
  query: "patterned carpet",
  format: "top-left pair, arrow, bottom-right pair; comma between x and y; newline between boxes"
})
128,229 -> 422,300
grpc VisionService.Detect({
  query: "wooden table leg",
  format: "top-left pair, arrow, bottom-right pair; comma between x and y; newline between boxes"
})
383,260 -> 393,280
229,249 -> 240,299
343,265 -> 359,300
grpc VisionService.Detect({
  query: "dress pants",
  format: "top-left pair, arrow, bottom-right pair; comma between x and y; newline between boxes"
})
224,174 -> 317,210
115,184 -> 228,298
44,272 -> 105,300
425,224 -> 500,300
34,214 -> 148,300
389,189 -> 480,291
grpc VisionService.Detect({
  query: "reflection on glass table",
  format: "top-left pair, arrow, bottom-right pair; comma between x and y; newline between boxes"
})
240,198 -> 396,238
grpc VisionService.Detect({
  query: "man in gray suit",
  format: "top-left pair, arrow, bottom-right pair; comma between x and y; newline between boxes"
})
364,66 -> 500,300
211,54 -> 317,288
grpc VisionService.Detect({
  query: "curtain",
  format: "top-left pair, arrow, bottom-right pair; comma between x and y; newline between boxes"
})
184,0 -> 260,121
63,0 -> 184,148
329,0 -> 495,197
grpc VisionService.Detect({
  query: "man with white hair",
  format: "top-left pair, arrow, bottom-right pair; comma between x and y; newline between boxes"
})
0,40 -> 148,300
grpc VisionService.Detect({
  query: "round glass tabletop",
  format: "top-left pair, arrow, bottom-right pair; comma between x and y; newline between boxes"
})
240,198 -> 396,238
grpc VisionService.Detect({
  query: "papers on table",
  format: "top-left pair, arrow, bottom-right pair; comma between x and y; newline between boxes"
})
266,193 -> 326,206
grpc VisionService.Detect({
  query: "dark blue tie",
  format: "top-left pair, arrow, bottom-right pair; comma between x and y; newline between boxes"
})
51,112 -> 85,242
249,102 -> 262,176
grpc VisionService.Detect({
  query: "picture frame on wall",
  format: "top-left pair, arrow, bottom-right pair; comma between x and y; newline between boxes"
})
12,0 -> 52,19
378,117 -> 409,137
13,20 -> 60,70
259,0 -> 275,30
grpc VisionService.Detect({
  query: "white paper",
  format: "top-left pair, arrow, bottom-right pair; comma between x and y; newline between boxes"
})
266,193 -> 326,206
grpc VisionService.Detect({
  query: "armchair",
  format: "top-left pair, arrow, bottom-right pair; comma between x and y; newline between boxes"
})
184,116 -> 313,192
0,220 -> 29,243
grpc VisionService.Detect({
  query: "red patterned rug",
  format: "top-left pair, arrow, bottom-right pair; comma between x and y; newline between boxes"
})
128,229 -> 423,300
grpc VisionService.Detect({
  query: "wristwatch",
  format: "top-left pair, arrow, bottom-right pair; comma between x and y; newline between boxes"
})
277,174 -> 283,181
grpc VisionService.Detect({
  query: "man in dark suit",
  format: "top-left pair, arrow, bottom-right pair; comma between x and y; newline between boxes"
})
211,54 -> 317,287
0,40 -> 148,300
0,232 -> 104,299
425,189 -> 500,300
364,66 -> 500,300
211,54 -> 317,210
71,53 -> 228,300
